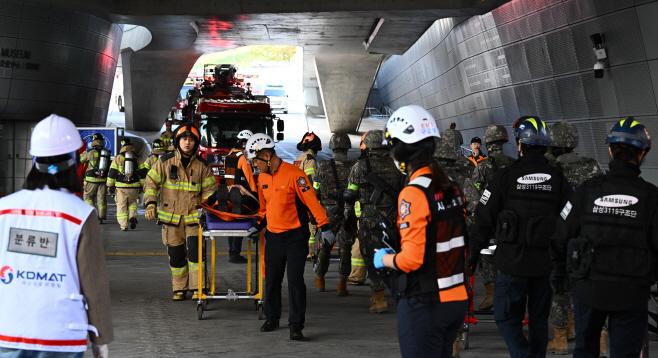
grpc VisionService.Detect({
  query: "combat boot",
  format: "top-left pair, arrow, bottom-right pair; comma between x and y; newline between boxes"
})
546,327 -> 568,355
370,291 -> 387,313
478,284 -> 494,311
337,276 -> 349,296
452,333 -> 461,358
566,313 -> 575,340
600,330 -> 608,358
314,274 -> 325,292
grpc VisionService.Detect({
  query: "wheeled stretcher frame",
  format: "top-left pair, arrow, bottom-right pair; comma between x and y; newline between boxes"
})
195,209 -> 265,320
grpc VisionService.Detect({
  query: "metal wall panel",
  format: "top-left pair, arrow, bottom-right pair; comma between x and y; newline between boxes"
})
612,62 -> 657,115
600,8 -> 646,66
555,75 -> 589,119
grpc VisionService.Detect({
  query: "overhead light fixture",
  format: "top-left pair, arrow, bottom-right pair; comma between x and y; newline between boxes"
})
363,18 -> 385,51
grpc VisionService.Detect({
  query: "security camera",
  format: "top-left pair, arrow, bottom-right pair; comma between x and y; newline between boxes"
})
594,61 -> 605,78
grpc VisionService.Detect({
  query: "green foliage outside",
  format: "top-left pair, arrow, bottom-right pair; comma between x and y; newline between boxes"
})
192,45 -> 298,70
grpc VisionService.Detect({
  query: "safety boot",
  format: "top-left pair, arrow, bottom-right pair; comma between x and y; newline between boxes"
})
129,217 -> 137,229
229,187 -> 242,214
337,276 -> 349,296
546,327 -> 568,354
370,291 -> 387,313
600,330 -> 608,358
172,291 -> 186,301
478,284 -> 495,311
216,186 -> 229,212
566,313 -> 575,340
452,332 -> 461,358
98,218 -> 103,224
314,274 -> 325,292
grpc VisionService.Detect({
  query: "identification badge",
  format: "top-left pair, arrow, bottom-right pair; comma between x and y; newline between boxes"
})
560,201 -> 572,220
7,228 -> 58,257
480,189 -> 491,205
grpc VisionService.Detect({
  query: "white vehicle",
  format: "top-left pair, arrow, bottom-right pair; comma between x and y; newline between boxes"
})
264,85 -> 288,114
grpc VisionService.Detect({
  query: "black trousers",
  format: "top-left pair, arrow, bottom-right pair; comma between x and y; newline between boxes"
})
228,237 -> 243,258
264,227 -> 308,326
574,298 -> 647,357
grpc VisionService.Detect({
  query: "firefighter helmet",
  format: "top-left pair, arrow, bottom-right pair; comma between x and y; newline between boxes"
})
245,133 -> 275,159
174,122 -> 200,152
296,132 -> 322,152
606,117 -> 651,151
91,133 -> 105,148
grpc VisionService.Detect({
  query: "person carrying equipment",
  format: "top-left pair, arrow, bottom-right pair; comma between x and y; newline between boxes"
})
550,118 -> 657,358
466,116 -> 571,358
294,132 -> 322,260
245,133 -> 334,340
344,129 -> 402,313
81,132 -> 111,223
375,105 -> 468,357
545,121 -> 605,355
106,138 -> 145,231
312,133 -> 357,296
144,123 -> 216,301
0,115 -> 113,358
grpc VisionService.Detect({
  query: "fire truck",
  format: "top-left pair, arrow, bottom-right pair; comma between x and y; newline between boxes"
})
184,64 -> 284,183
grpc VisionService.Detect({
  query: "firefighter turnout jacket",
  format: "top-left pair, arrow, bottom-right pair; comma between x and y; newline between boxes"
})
257,161 -> 329,235
550,159 -> 658,311
144,150 -> 217,226
107,146 -> 145,189
393,167 -> 469,303
80,148 -> 110,183
224,149 -> 256,192
471,153 -> 570,276
294,149 -> 318,181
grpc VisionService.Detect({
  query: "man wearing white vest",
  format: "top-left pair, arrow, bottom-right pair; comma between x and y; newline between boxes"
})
0,115 -> 113,358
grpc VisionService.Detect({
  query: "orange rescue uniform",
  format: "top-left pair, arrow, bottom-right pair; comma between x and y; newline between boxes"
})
238,154 -> 256,192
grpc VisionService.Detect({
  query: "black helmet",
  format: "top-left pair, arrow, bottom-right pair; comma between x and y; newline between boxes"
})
606,117 -> 651,152
515,116 -> 550,146
174,122 -> 200,152
296,132 -> 322,152
92,133 -> 104,141
120,137 -> 132,148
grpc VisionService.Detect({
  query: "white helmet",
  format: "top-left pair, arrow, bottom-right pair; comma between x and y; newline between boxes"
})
30,114 -> 82,157
237,130 -> 253,139
245,133 -> 275,159
383,105 -> 440,146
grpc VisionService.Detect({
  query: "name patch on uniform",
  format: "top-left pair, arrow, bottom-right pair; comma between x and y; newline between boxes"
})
480,189 -> 491,205
517,173 -> 551,184
262,184 -> 268,189
399,222 -> 409,229
297,177 -> 307,188
302,187 -> 310,192
7,228 -> 58,257
400,200 -> 411,220
594,195 -> 638,208
560,201 -> 572,220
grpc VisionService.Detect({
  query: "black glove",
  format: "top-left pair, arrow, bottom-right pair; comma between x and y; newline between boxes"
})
205,192 -> 217,207
344,209 -> 357,233
108,186 -> 115,195
464,251 -> 480,276
550,270 -> 569,296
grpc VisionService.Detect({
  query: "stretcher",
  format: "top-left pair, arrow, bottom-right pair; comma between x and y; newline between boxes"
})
195,204 -> 265,320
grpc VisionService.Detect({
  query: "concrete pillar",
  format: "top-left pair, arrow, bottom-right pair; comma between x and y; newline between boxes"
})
122,48 -> 202,131
303,87 -> 324,116
313,53 -> 383,133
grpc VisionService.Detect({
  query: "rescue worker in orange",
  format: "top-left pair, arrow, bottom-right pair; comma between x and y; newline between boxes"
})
245,134 -> 334,340
375,105 -> 468,357
143,122 -> 217,301
467,136 -> 487,166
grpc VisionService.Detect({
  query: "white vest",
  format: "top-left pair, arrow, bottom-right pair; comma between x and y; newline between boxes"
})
0,187 -> 96,352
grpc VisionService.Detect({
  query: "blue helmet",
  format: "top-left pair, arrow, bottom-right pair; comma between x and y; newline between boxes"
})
515,116 -> 550,146
606,117 -> 651,151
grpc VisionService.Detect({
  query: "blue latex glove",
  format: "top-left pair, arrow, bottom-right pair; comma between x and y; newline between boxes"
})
374,248 -> 395,269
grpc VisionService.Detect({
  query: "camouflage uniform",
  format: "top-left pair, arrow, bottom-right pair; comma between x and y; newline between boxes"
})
433,133 -> 480,217
345,130 -> 402,293
294,148 -> 319,257
548,121 -> 604,330
313,137 -> 357,278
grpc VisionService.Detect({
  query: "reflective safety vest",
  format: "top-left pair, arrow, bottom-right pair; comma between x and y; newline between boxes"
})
573,176 -> 655,285
223,150 -> 244,186
0,187 -> 96,353
398,175 -> 468,300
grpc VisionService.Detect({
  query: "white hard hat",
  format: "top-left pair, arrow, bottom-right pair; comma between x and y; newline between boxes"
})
30,114 -> 82,157
383,105 -> 440,146
237,130 -> 253,139
245,133 -> 275,159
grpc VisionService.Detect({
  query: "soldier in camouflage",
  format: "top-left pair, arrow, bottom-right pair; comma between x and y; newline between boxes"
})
312,133 -> 357,296
471,125 -> 517,312
344,130 -> 402,313
447,128 -> 476,178
546,121 -> 605,355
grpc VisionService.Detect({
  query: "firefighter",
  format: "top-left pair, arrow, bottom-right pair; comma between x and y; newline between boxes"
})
344,130 -> 403,313
107,138 -> 145,231
312,133 -> 357,296
144,122 -> 217,301
161,121 -> 175,152
550,118 -> 657,357
375,105 -> 468,357
81,133 -> 111,224
294,132 -> 322,260
0,115 -> 113,358
142,139 -> 166,174
467,136 -> 487,166
211,129 -> 256,264
466,116 -> 571,358
245,133 -> 333,340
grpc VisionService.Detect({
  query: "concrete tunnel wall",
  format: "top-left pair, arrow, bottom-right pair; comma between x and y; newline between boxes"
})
376,0 -> 658,183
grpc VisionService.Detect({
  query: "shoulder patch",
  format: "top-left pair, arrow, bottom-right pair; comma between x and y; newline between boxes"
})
480,189 -> 491,205
560,201 -> 572,220
236,152 -> 243,157
293,160 -> 302,167
297,177 -> 308,188
409,176 -> 431,188
399,199 -> 411,220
